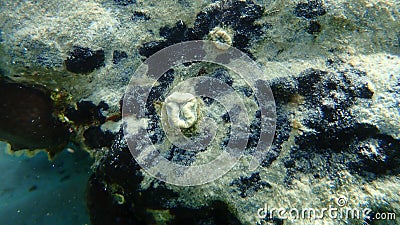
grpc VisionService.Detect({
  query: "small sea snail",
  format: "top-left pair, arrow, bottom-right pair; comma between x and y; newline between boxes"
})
163,92 -> 199,129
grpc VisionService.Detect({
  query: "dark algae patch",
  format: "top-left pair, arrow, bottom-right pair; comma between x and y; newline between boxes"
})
112,50 -> 128,65
294,0 -> 327,19
306,20 -> 322,35
114,0 -> 135,6
267,68 -> 400,185
230,172 -> 272,198
65,46 -> 105,74
65,100 -> 108,126
83,126 -> 115,149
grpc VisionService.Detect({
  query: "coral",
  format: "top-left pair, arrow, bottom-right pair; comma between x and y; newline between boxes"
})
208,27 -> 233,50
163,92 -> 199,129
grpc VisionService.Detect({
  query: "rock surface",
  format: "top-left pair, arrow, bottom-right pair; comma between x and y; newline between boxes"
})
0,0 -> 399,224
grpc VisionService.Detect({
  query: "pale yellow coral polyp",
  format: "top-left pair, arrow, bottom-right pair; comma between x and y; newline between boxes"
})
164,92 -> 198,129
209,27 -> 233,50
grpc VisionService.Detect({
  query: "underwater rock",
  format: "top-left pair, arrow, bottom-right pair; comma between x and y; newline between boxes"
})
114,0 -> 135,6
87,174 -> 142,225
260,105 -> 291,167
159,20 -> 189,44
88,62 -> 400,224
0,1 -> 399,224
212,68 -> 234,86
266,68 -> 400,184
132,11 -> 150,21
87,132 -> 145,225
230,172 -> 272,198
65,100 -> 116,149
138,41 -> 170,59
0,78 -> 70,156
87,130 -> 242,225
350,134 -> 400,175
165,145 -> 197,166
306,20 -> 322,35
112,50 -> 128,65
294,0 -> 327,19
138,0 -> 266,58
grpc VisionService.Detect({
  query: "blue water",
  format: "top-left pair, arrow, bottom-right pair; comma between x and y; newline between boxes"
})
0,142 -> 92,225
